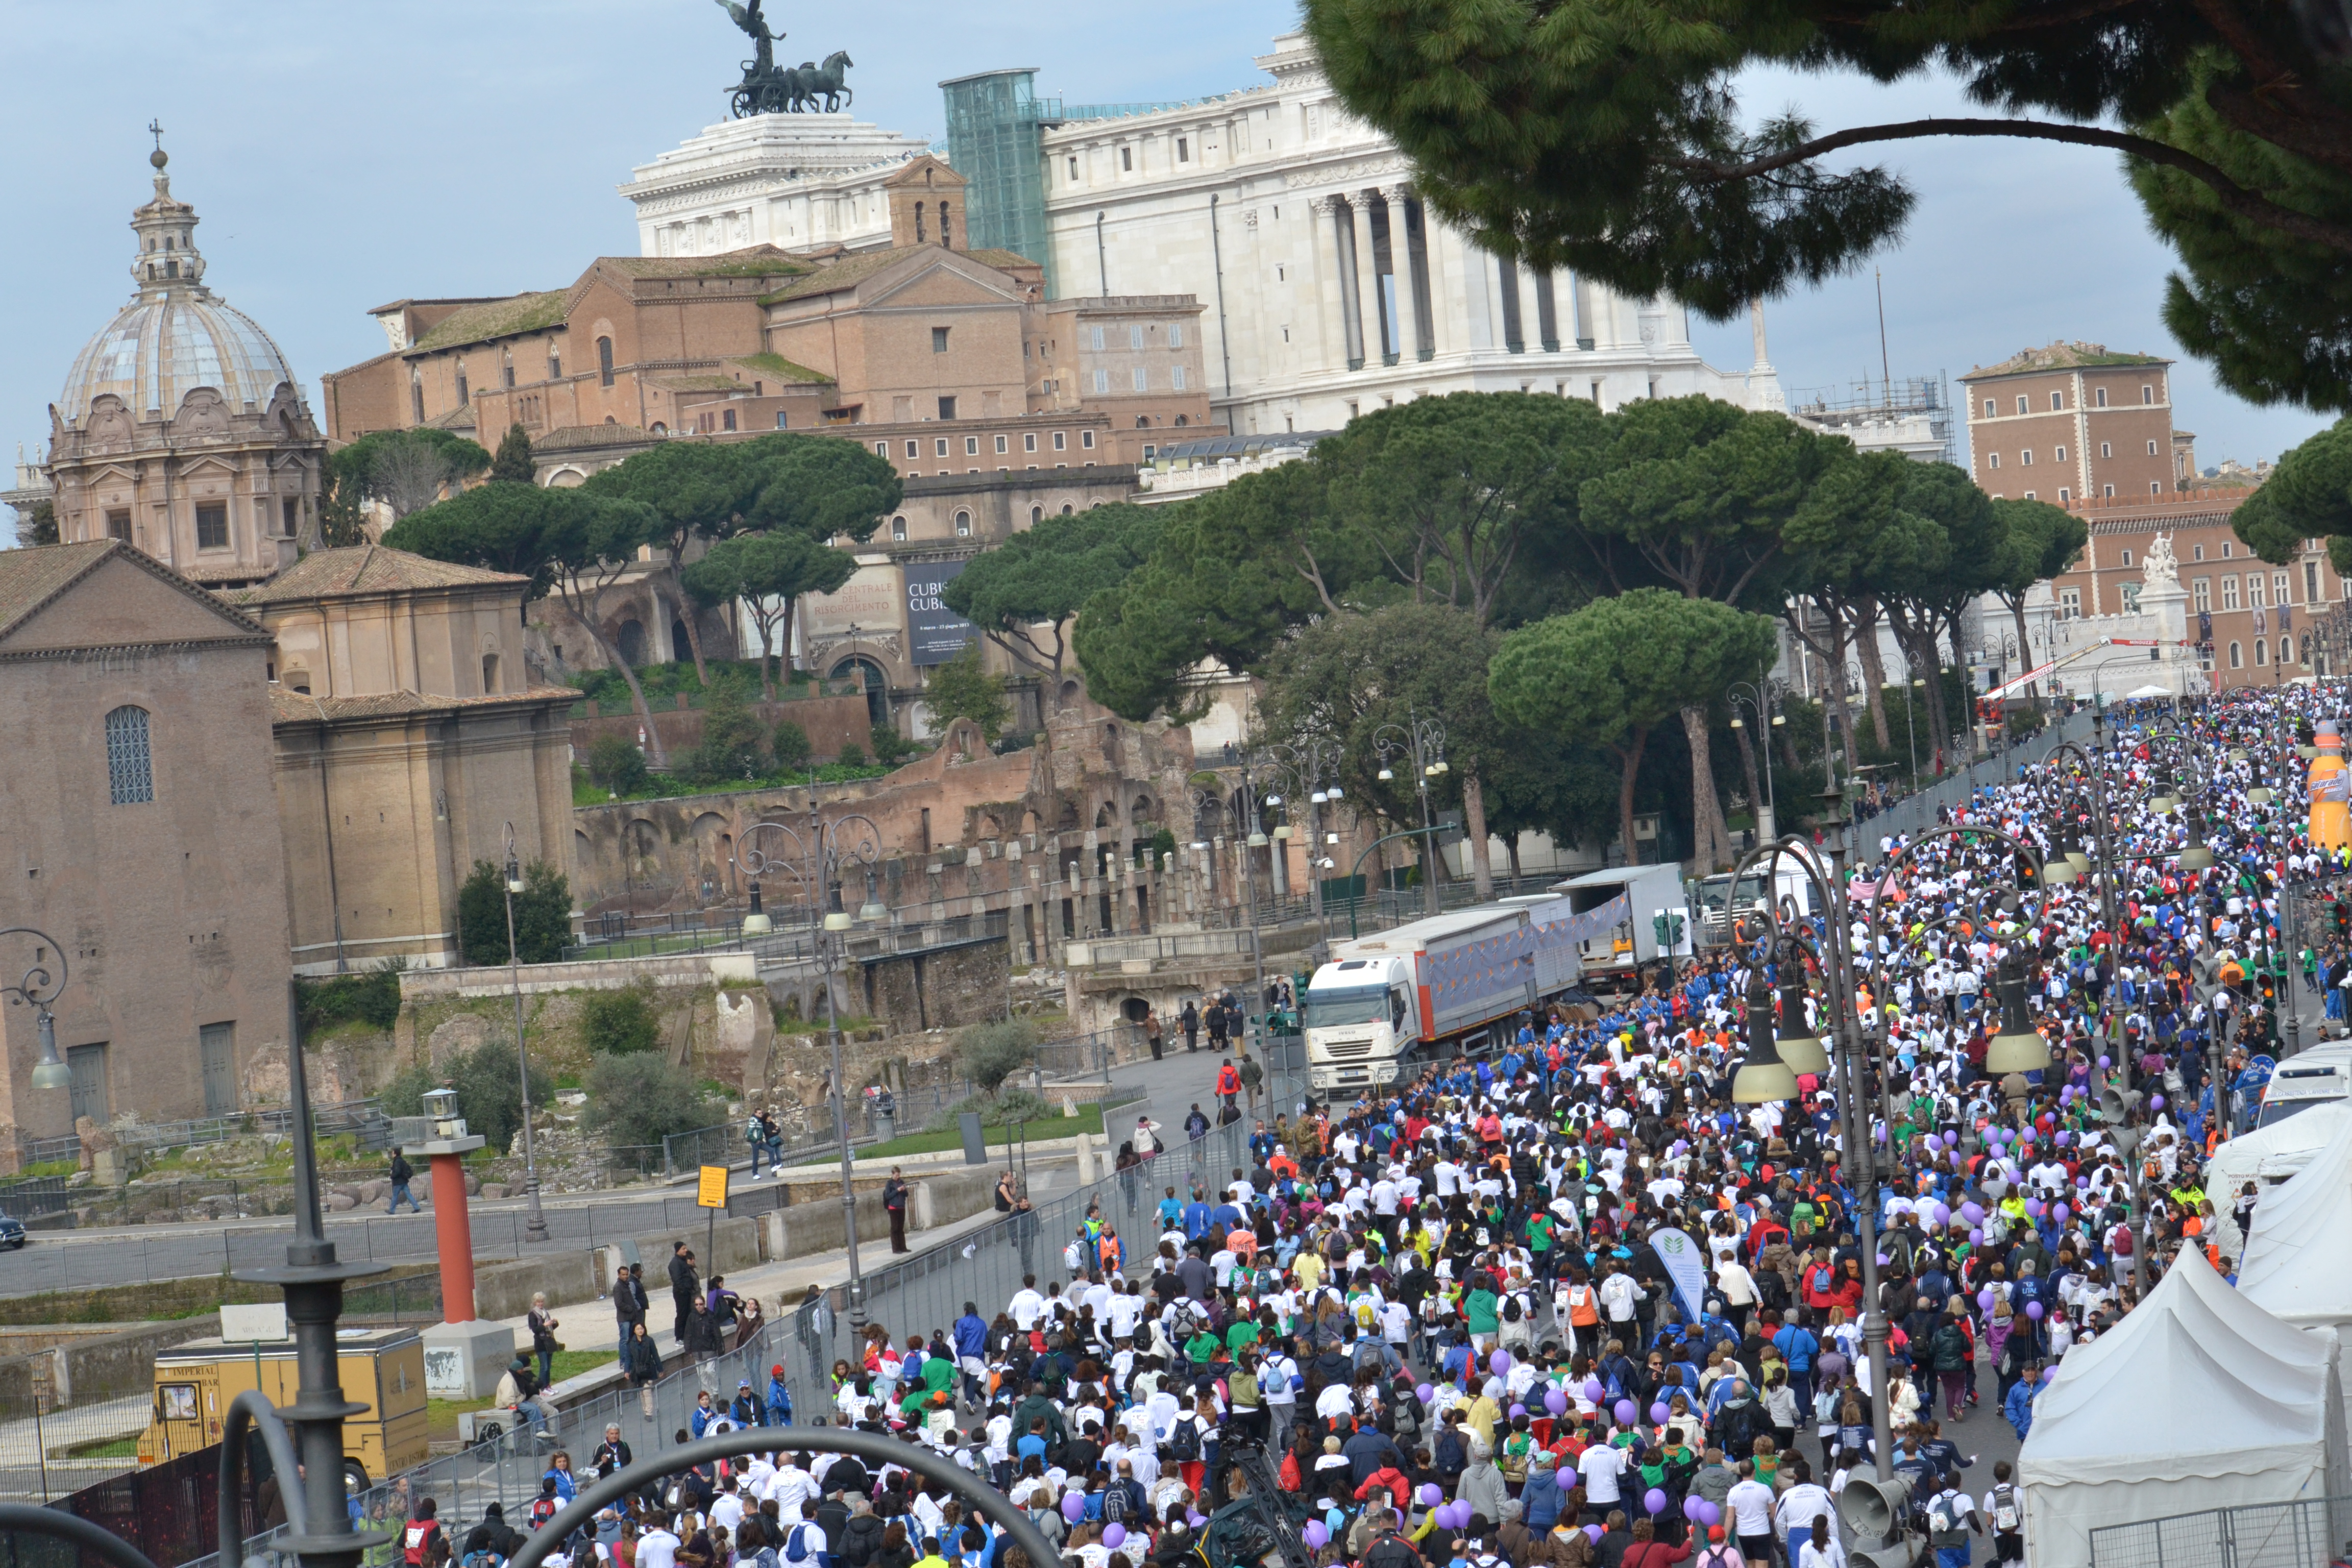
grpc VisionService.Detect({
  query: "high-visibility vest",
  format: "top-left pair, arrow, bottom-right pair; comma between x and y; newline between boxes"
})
1566,1284 -> 1600,1326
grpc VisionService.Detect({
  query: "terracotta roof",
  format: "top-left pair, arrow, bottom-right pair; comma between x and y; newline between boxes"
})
726,352 -> 832,385
601,248 -> 808,281
759,246 -> 1037,304
536,424 -> 655,452
1963,340 -> 2171,379
224,545 -> 528,605
404,291 -> 570,356
268,684 -> 577,723
0,538 -> 267,643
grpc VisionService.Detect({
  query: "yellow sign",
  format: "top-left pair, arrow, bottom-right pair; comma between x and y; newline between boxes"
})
697,1165 -> 730,1210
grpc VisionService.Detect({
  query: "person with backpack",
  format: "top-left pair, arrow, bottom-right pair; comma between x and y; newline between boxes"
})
1981,1462 -> 2024,1565
1925,1473 -> 1982,1568
387,1150 -> 420,1214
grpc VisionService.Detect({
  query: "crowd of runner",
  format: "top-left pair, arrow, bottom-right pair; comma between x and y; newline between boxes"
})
405,691 -> 2347,1568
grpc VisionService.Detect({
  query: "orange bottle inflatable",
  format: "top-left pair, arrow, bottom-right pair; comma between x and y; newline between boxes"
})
2312,721 -> 2350,851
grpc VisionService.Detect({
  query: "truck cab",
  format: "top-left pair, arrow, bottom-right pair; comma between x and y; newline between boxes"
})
1303,957 -> 1414,1094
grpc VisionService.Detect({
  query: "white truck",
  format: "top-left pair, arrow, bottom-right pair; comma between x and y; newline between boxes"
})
1301,894 -> 1610,1095
1690,865 -> 1820,948
1553,865 -> 1695,993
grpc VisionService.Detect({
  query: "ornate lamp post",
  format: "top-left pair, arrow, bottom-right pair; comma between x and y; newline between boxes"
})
499,824 -> 550,1245
737,804 -> 885,1334
1373,712 -> 1448,914
1727,679 -> 1783,841
1260,736 -> 1345,916
1,927 -> 72,1094
1187,777 -> 1269,1051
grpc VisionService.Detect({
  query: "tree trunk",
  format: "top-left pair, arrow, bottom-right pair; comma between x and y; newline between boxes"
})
567,582 -> 670,770
2010,597 -> 2039,707
1680,705 -> 1734,870
1506,834 -> 1524,886
1854,599 -> 1893,750
1462,767 -> 1496,901
1897,621 -> 1948,778
1614,728 -> 1650,867
664,566 -> 713,688
1732,708 -> 1766,841
1827,611 -> 1857,790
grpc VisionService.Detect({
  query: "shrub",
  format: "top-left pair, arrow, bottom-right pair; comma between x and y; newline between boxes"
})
582,1055 -> 726,1158
772,720 -> 812,772
380,1039 -> 552,1156
688,682 -> 768,785
456,860 -> 572,966
581,978 -> 662,1056
923,1087 -> 1055,1135
837,741 -> 868,767
296,962 -> 403,1035
870,725 -> 916,766
586,734 -> 649,795
955,1018 -> 1039,1096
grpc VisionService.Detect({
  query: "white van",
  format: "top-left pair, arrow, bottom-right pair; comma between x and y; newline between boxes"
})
2256,1045 -> 2352,1130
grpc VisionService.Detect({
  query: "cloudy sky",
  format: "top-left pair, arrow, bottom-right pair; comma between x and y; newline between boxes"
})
3,0 -> 2333,534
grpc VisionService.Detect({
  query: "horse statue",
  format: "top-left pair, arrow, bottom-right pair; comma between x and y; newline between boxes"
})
790,51 -> 853,112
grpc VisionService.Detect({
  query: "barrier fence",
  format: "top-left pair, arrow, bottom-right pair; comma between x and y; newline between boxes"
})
2090,1493 -> 2352,1568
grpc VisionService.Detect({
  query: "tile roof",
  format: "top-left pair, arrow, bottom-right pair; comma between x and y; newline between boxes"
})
601,248 -> 809,280
727,352 -> 832,385
404,291 -> 571,356
224,545 -> 528,606
759,246 -> 1038,304
0,539 -> 267,643
1964,340 -> 2171,379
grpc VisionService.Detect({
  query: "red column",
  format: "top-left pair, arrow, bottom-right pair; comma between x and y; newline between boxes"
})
431,1150 -> 476,1324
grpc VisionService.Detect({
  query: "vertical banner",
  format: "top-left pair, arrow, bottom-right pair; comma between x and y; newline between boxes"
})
1649,1227 -> 1709,1326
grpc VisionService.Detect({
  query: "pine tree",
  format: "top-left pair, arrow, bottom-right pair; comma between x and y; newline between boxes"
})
490,424 -> 536,485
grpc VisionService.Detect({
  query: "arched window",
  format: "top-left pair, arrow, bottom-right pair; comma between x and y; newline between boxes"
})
597,337 -> 616,388
941,203 -> 953,247
954,510 -> 972,537
454,362 -> 470,405
2255,638 -> 2268,666
1030,506 -> 1043,525
105,706 -> 154,804
2228,641 -> 2243,669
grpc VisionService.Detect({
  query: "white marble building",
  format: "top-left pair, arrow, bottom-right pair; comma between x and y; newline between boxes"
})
1035,33 -> 1764,436
620,113 -> 933,258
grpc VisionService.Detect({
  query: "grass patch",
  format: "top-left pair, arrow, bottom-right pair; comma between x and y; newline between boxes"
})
421,1350 -> 618,1440
59,1435 -> 140,1459
803,1102 -> 1106,1163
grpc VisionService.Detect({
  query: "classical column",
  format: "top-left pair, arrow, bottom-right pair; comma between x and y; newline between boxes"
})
1351,194 -> 1382,371
1393,190 -> 1437,362
1307,197 -> 1352,376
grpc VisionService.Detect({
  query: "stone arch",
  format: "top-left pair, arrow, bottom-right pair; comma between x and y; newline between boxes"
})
1094,801 -> 1115,829
547,467 -> 587,488
615,618 -> 648,666
622,818 -> 663,883
1058,678 -> 1081,710
691,812 -> 730,899
1120,996 -> 1149,1024
1130,794 -> 1155,824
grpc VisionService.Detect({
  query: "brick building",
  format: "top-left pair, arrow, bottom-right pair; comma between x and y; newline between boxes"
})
0,542 -> 293,1156
1962,341 -> 2185,506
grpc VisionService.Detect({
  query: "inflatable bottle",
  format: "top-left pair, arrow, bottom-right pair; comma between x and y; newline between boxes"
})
2312,720 -> 2349,850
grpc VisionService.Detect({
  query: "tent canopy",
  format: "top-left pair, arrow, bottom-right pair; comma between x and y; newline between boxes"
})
2206,1102 -> 2352,1261
2125,684 -> 2174,699
2019,1248 -> 2344,1567
2241,1111 -> 2352,1327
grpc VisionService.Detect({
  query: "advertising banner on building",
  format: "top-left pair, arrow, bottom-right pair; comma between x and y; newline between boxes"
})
800,560 -> 902,641
906,559 -> 979,666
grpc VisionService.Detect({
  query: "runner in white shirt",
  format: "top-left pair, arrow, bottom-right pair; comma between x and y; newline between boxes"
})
635,1527 -> 681,1568
1009,1284 -> 1048,1332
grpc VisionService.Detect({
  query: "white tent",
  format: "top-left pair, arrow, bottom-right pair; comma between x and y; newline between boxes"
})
2125,683 -> 2174,699
2206,1101 -> 2352,1262
2240,1109 -> 2352,1315
2019,1247 -> 2347,1567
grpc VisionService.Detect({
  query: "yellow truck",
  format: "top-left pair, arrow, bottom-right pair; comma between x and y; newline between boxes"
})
138,1327 -> 429,1487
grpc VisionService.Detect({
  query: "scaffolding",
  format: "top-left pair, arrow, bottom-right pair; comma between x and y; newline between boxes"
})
1787,372 -> 1955,464
940,69 -> 1065,295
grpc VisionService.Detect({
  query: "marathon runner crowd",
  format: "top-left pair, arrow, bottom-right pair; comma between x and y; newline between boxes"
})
403,691 -> 2349,1568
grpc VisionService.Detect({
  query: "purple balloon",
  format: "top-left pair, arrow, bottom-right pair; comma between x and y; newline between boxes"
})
1188,1512 -> 1207,1530
1969,1228 -> 1984,1245
2054,1204 -> 2071,1224
1584,1378 -> 1606,1402
1614,1399 -> 1637,1426
2042,1366 -> 2060,1384
1586,1527 -> 1606,1544
1303,1523 -> 1330,1551
2099,1056 -> 2113,1069
1491,1350 -> 1513,1376
2055,1131 -> 2071,1146
1546,1389 -> 1568,1415
1510,1403 -> 1528,1419
2151,1094 -> 2167,1111
1683,1498 -> 1703,1522
2025,1199 -> 2045,1218
1876,1253 -> 1891,1267
1645,1489 -> 1669,1516
1422,1484 -> 1443,1507
1698,1503 -> 1723,1528
1930,1203 -> 1952,1227
1977,1289 -> 1996,1311
2027,1302 -> 2046,1320
1417,1383 -> 1435,1405
1962,1202 -> 1986,1224
1558,1468 -> 1580,1494
1942,1131 -> 1959,1148
1063,1496 -> 1087,1523
1650,1402 -> 1672,1424
1104,1526 -> 1128,1551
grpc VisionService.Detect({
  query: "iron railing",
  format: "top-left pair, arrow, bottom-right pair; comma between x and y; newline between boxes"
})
2090,1493 -> 2352,1568
17,1101 -> 388,1172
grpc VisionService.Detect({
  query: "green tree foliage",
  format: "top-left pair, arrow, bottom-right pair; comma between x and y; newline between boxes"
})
317,467 -> 369,548
585,733 -> 651,796
869,724 -> 916,765
1491,590 -> 1778,860
295,964 -> 405,1034
14,500 -> 58,548
680,529 -> 856,699
489,424 -> 535,485
385,481 -> 670,763
838,740 -> 868,767
956,1019 -> 1040,1096
1303,0 -> 2352,408
688,680 -> 770,785
381,1039 -> 553,1157
583,1054 -> 724,1156
331,428 -> 491,520
2235,418 -> 2352,571
921,643 -> 1012,743
772,720 -> 812,772
1258,602 -> 1516,895
455,858 -> 572,966
943,502 -> 1164,673
581,979 -> 663,1057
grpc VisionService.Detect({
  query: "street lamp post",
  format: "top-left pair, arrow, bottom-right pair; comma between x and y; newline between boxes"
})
1728,680 -> 1782,841
1373,712 -> 1449,914
1188,776 -> 1270,1055
499,824 -> 550,1244
1261,736 -> 1344,917
737,804 -> 885,1335
1,927 -> 72,1096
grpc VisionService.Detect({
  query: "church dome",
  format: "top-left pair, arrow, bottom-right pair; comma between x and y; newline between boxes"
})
53,146 -> 301,428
